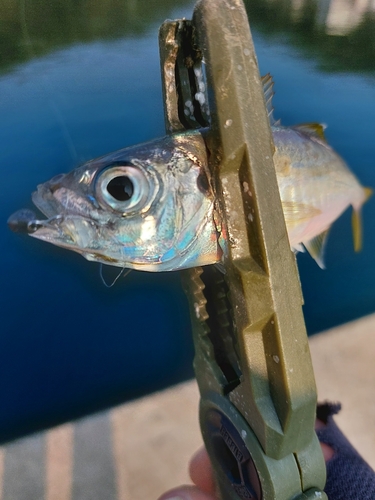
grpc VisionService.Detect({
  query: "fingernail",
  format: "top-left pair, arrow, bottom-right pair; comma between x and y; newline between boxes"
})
160,496 -> 187,500
158,487 -> 195,500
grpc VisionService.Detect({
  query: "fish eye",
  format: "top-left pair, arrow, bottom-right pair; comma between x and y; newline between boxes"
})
107,176 -> 134,201
95,164 -> 150,214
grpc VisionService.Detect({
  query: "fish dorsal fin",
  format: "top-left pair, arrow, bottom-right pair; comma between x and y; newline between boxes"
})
261,73 -> 279,126
294,123 -> 327,142
303,229 -> 330,269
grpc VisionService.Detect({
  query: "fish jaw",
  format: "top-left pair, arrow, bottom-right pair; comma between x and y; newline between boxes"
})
28,215 -> 105,259
26,177 -> 128,264
12,132 -> 224,271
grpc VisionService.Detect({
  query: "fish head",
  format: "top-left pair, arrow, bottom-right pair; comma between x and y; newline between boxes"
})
11,131 -> 223,271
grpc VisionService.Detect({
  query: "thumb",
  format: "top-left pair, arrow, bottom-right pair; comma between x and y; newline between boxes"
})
157,485 -> 216,500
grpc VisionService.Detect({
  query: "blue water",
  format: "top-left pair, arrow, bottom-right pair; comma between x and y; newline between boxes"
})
1,1 -> 375,441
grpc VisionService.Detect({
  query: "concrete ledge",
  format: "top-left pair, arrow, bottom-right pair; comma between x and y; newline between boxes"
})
0,313 -> 374,499
310,313 -> 375,470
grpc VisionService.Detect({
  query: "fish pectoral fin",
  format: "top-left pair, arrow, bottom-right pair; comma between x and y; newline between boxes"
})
303,229 -> 330,269
261,73 -> 279,127
293,123 -> 327,142
352,208 -> 363,252
282,201 -> 321,225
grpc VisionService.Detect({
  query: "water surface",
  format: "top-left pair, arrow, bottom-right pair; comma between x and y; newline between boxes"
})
1,0 -> 374,441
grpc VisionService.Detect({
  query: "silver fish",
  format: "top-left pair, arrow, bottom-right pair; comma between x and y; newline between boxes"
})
8,76 -> 371,270
9,132 -> 222,272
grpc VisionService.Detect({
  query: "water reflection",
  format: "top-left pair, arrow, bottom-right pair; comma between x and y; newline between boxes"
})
246,0 -> 375,72
291,0 -> 375,35
2,0 -> 375,74
0,0 -> 191,73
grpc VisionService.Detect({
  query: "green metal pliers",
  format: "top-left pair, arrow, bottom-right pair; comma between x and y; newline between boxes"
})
158,1 -> 327,498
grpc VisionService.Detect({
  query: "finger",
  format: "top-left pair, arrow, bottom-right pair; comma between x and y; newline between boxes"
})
157,484 -> 216,500
189,447 -> 215,495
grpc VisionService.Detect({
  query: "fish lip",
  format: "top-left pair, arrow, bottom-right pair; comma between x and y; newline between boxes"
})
7,190 -> 58,235
7,208 -> 40,234
15,187 -> 65,235
27,214 -> 65,234
15,186 -> 93,242
6,206 -> 71,237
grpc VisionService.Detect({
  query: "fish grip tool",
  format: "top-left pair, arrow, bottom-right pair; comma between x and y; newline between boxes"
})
159,1 -> 327,499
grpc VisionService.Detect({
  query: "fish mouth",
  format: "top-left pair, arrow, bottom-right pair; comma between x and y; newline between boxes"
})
8,186 -> 96,252
7,207 -> 85,251
8,185 -> 69,236
7,207 -> 48,234
8,188 -> 125,267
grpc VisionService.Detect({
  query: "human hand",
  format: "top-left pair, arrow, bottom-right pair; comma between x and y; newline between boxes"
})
158,421 -> 334,500
158,446 -> 216,500
159,403 -> 375,500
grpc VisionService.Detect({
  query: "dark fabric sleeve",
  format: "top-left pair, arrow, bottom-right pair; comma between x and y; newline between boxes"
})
316,402 -> 375,500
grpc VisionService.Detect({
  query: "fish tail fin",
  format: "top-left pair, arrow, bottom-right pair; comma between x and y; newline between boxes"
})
364,187 -> 373,201
352,208 -> 363,252
352,187 -> 372,252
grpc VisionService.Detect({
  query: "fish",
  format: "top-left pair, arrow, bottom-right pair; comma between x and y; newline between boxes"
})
8,75 -> 371,271
8,132 -> 221,272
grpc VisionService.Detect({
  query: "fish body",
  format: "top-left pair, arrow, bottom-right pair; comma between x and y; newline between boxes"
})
8,77 -> 370,271
272,124 -> 369,266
